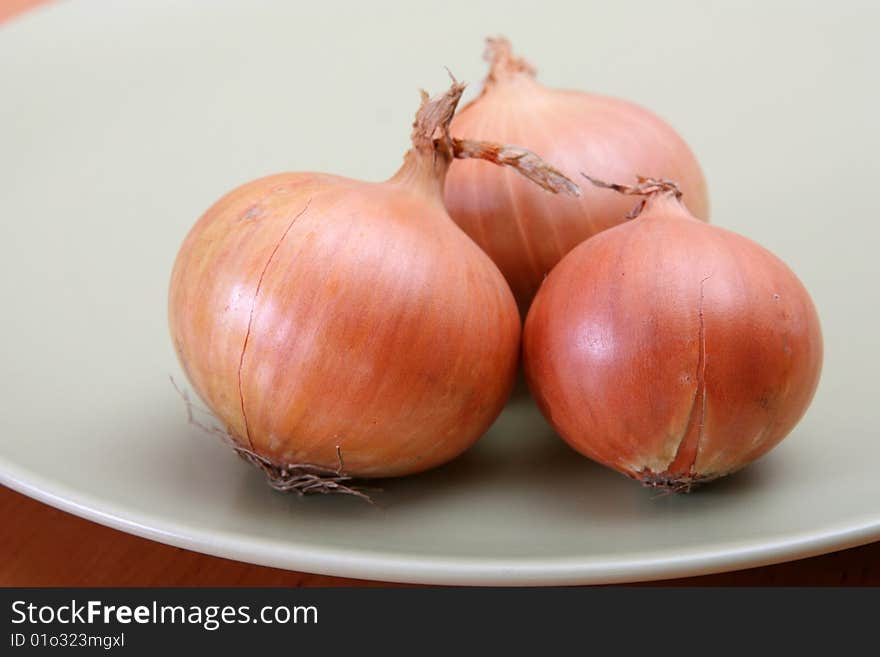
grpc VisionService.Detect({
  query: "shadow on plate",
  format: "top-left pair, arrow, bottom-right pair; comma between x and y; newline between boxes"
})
153,384 -> 782,523
373,396 -> 782,518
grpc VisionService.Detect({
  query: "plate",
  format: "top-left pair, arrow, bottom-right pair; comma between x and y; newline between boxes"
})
2,0 -> 878,585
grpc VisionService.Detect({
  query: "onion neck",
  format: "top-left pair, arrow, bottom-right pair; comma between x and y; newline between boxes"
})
387,81 -> 465,202
582,174 -> 692,220
484,37 -> 538,88
390,78 -> 581,201
640,192 -> 691,220
388,148 -> 449,201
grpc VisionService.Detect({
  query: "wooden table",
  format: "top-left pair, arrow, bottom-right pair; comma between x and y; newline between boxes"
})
2,1 -> 877,587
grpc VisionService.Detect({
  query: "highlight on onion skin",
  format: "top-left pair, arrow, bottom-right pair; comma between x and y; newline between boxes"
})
445,37 -> 710,313
168,80 -> 577,490
523,176 -> 823,492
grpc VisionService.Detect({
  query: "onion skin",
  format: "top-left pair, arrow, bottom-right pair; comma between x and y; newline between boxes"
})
169,84 -> 524,479
523,183 -> 822,490
445,38 -> 709,312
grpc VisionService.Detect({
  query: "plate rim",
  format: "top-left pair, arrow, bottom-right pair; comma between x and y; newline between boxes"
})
4,459 -> 879,586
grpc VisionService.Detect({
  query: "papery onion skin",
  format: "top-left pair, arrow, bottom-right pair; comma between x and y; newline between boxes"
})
523,181 -> 822,490
169,84 -> 524,479
445,38 -> 710,312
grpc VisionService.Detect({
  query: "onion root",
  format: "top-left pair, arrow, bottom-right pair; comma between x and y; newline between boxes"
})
170,377 -> 374,502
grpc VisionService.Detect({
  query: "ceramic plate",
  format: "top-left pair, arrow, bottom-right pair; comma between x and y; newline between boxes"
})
2,0 -> 878,585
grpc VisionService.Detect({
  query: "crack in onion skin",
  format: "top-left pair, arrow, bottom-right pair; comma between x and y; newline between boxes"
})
522,184 -> 823,490
168,84 -> 522,480
444,37 -> 710,314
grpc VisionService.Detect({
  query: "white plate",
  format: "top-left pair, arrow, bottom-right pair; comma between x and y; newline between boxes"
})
2,0 -> 878,585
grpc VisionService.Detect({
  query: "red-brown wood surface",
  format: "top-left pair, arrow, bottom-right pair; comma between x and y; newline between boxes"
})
2,0 -> 877,587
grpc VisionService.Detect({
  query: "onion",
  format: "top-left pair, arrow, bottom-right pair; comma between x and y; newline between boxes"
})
169,80 -> 577,493
445,37 -> 710,313
523,176 -> 822,491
